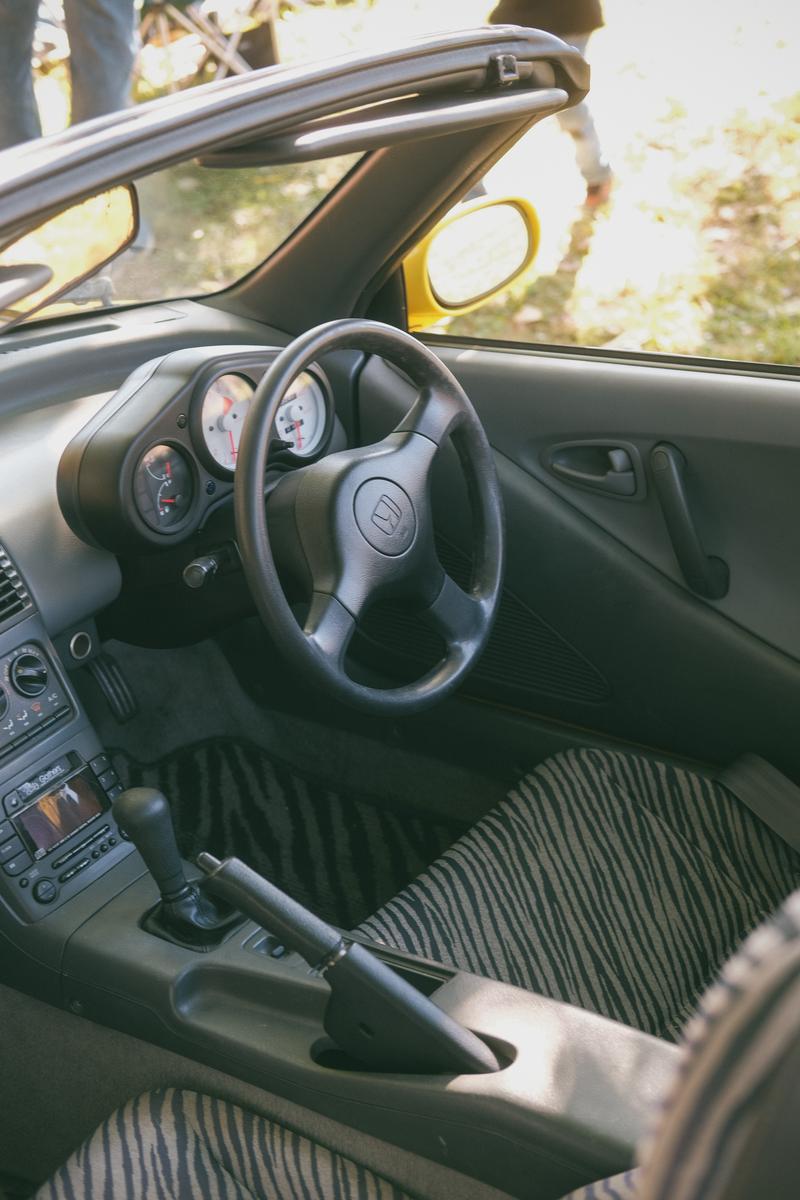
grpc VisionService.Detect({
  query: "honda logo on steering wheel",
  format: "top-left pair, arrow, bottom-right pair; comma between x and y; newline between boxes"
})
371,494 -> 402,536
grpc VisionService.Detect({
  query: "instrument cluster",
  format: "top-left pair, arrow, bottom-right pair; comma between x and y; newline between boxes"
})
58,347 -> 341,551
199,370 -> 328,471
130,363 -> 333,535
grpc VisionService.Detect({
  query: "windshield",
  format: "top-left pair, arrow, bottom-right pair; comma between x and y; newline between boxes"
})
15,153 -> 360,325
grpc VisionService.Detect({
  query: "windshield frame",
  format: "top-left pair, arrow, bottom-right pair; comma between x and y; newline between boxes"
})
3,153 -> 366,333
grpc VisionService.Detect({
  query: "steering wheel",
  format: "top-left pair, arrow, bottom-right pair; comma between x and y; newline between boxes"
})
235,319 -> 504,714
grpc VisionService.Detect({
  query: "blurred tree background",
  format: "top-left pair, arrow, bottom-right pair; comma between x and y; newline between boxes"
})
31,0 -> 800,365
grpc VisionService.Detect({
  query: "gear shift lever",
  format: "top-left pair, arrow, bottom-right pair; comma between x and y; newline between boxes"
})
113,788 -> 242,950
114,787 -> 189,899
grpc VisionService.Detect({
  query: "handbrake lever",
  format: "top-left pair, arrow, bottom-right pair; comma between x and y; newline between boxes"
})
198,852 -> 499,1076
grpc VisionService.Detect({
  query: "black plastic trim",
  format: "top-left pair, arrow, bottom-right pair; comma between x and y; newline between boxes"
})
420,333 -> 800,382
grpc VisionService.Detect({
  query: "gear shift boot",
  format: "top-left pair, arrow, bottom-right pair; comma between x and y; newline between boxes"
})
113,787 -> 244,951
141,879 -> 243,951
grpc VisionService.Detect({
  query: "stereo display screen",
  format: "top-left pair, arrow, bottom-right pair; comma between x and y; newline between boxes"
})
15,769 -> 105,857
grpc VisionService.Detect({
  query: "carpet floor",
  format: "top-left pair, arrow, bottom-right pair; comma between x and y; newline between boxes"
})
112,736 -> 468,928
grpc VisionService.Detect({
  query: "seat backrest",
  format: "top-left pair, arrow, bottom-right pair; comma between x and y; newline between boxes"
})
638,888 -> 800,1200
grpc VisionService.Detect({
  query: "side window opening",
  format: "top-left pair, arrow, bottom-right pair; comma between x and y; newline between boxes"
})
413,9 -> 800,369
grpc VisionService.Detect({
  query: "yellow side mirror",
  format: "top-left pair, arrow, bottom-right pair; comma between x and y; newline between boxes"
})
404,195 -> 540,332
0,184 -> 139,332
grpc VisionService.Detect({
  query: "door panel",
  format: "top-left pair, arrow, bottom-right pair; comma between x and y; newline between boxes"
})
438,347 -> 800,659
357,350 -> 800,778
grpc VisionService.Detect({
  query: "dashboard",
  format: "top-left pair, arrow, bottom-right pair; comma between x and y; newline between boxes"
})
57,345 -> 344,553
0,317 -> 355,925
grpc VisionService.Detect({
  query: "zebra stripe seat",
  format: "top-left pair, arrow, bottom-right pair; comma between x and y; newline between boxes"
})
37,890 -> 800,1199
35,1089 -> 412,1200
358,748 -> 800,1039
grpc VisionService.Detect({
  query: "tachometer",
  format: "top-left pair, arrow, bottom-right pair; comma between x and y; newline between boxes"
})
200,373 -> 255,470
133,444 -> 194,531
198,366 -> 330,472
275,371 -> 328,458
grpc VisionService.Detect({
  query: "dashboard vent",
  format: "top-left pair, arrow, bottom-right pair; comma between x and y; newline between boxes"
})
0,546 -> 33,629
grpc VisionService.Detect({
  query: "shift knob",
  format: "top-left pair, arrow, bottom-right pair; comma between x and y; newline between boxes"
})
113,787 -> 189,900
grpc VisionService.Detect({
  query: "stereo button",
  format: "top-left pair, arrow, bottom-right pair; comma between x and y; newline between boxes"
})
3,851 -> 32,876
3,792 -> 21,815
0,836 -> 23,863
0,819 -> 13,844
33,879 -> 57,905
58,857 -> 90,883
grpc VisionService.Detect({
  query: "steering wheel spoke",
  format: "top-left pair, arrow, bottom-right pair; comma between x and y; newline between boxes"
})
423,570 -> 485,648
396,383 -> 465,448
303,592 -> 356,668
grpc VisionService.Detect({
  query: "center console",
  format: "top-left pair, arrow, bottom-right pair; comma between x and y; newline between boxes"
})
0,550 -> 133,928
0,547 -> 679,1200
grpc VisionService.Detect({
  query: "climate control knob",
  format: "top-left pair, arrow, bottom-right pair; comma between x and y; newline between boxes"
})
11,652 -> 48,698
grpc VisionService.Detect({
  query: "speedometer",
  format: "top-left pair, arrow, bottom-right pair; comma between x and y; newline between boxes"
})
198,366 -> 329,472
200,373 -> 254,470
275,372 -> 328,458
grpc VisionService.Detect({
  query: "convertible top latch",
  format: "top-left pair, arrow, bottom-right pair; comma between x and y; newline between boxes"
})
488,52 -> 520,87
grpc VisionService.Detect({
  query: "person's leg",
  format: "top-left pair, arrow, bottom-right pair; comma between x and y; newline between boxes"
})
556,32 -> 612,195
63,0 -> 137,126
0,0 -> 42,150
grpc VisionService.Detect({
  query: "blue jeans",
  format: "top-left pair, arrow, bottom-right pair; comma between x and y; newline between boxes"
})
0,0 -> 136,150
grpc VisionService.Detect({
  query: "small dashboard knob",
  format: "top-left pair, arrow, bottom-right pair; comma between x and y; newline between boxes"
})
182,555 -> 219,590
11,652 -> 48,697
0,686 -> 7,720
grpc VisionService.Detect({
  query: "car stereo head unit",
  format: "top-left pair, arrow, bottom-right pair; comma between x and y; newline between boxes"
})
15,768 -> 106,860
0,750 -> 132,918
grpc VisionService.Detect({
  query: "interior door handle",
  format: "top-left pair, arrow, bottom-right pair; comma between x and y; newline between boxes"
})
548,443 -> 637,497
650,443 -> 729,600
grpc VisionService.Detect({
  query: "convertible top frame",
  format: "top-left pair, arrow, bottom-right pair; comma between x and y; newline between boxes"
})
0,27 -> 586,340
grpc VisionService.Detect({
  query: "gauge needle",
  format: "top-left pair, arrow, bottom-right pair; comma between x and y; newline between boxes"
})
229,430 -> 237,461
294,421 -> 303,450
166,460 -> 172,479
161,497 -> 176,504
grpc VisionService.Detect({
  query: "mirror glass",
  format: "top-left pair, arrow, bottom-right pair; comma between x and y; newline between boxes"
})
427,202 -> 531,308
0,185 -> 137,331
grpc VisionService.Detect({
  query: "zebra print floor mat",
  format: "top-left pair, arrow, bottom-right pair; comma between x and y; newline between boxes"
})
111,737 -> 468,929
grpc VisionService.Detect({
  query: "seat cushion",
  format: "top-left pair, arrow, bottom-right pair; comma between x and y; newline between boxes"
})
358,748 -> 800,1039
35,1088 -> 411,1200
